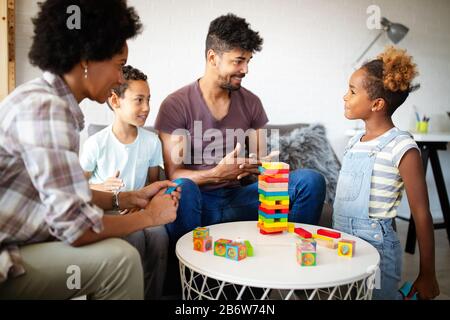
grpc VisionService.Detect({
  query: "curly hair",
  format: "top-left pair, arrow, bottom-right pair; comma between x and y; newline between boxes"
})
107,65 -> 148,110
29,0 -> 142,75
205,13 -> 263,57
362,46 -> 419,116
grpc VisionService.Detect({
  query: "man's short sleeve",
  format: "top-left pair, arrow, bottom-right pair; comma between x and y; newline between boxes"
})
250,95 -> 269,129
155,95 -> 187,134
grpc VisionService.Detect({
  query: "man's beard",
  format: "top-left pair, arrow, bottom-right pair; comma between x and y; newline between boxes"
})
218,74 -> 244,91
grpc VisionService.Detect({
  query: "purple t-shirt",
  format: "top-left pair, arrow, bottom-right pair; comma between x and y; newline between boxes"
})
155,80 -> 269,190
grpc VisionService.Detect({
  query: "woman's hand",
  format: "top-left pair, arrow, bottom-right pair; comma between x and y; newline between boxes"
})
120,180 -> 181,209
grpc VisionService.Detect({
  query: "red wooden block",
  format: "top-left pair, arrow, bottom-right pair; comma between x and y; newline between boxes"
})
294,227 -> 312,239
259,229 -> 283,235
317,228 -> 341,239
258,206 -> 289,214
261,176 -> 289,183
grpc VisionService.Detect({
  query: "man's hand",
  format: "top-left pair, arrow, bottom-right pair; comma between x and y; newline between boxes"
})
234,151 -> 280,180
214,143 -> 261,182
140,189 -> 178,226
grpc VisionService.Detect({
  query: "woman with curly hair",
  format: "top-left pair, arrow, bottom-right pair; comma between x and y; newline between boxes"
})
0,0 -> 179,299
333,46 -> 440,300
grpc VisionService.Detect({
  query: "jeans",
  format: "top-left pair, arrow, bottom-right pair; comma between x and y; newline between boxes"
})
333,214 -> 403,300
165,168 -> 326,244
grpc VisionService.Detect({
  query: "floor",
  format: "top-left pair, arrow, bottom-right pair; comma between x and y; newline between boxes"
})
396,219 -> 450,300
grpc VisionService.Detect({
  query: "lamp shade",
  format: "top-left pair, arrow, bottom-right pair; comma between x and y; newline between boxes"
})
381,17 -> 409,44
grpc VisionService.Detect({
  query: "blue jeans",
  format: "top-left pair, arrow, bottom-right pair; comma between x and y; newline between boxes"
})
333,215 -> 403,300
165,168 -> 326,244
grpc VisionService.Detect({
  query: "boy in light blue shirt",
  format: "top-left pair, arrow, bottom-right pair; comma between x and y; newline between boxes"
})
81,66 -> 163,192
80,65 -> 166,299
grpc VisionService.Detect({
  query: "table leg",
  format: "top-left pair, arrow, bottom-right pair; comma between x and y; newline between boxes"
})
429,148 -> 450,245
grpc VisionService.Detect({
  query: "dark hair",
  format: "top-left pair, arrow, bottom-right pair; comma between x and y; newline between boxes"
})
29,0 -> 142,75
205,13 -> 263,57
361,46 -> 419,116
107,65 -> 148,110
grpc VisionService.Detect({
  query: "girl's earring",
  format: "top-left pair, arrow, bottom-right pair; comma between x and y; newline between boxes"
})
84,67 -> 88,79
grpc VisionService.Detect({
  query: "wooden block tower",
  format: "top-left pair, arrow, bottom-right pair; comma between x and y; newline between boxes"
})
257,162 -> 290,235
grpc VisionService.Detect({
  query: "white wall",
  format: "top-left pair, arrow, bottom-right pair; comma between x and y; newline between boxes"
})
14,0 -> 450,219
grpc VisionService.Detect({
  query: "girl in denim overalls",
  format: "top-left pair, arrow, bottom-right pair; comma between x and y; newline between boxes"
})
333,47 -> 439,300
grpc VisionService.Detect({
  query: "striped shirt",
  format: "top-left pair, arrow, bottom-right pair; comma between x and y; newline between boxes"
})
0,72 -> 103,283
348,127 -> 419,219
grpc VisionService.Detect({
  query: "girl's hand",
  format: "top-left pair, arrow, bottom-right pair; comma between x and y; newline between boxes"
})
410,273 -> 440,300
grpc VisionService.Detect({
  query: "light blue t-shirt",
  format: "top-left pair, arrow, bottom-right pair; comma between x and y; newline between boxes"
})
80,125 -> 163,191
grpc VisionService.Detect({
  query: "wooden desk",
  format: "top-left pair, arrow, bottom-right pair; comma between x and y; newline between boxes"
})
345,130 -> 450,254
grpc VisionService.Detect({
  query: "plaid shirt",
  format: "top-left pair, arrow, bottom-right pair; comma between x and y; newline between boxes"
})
0,72 -> 103,283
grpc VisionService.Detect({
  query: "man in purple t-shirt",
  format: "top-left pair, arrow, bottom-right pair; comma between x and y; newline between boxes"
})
155,14 -> 326,244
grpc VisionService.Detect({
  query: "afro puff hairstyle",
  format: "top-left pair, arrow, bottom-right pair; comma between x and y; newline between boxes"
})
361,46 -> 419,116
29,0 -> 142,75
205,13 -> 263,57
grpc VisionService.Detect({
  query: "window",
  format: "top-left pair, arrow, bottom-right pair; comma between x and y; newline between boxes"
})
0,0 -> 14,102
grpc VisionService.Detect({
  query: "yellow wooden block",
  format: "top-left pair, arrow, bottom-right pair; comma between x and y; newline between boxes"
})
338,239 -> 355,257
288,223 -> 295,233
261,162 -> 289,170
313,233 -> 334,242
260,221 -> 288,228
260,198 -> 290,206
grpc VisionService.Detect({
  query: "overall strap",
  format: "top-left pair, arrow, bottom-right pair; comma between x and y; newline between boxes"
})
344,132 -> 365,155
372,129 -> 413,155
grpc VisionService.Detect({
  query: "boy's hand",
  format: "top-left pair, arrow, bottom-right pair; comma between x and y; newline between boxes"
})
93,170 -> 124,192
410,273 -> 440,300
140,189 -> 178,226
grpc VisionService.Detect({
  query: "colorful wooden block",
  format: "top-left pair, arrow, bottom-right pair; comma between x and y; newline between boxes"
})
258,211 -> 288,220
225,242 -> 247,261
338,239 -> 356,257
214,239 -> 232,257
193,236 -> 212,252
259,198 -> 290,206
298,238 -> 317,251
258,181 -> 289,190
258,175 -> 289,183
294,227 -> 312,239
296,240 -> 316,266
258,222 -> 287,234
258,167 -> 290,175
261,162 -> 290,170
244,240 -> 254,257
192,227 -> 209,238
258,189 -> 289,198
317,228 -> 341,239
288,223 -> 295,233
258,206 -> 289,214
259,202 -> 290,211
314,237 -> 338,249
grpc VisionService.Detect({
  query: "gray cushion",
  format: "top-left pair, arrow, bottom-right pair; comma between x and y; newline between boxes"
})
268,123 -> 341,204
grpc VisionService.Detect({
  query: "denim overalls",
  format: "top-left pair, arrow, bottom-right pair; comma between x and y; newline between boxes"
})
333,129 -> 410,300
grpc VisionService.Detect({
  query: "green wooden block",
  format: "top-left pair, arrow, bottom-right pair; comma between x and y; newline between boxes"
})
244,240 -> 254,257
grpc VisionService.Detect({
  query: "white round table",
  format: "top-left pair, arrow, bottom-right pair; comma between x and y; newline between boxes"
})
176,221 -> 380,300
